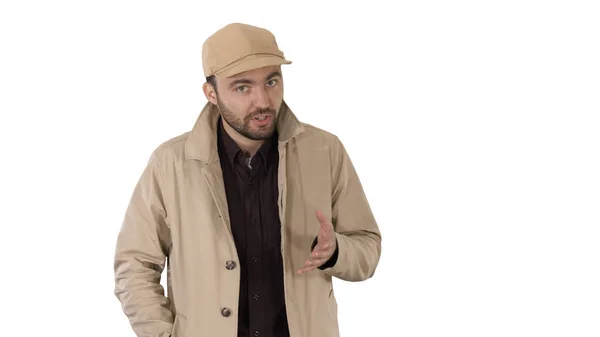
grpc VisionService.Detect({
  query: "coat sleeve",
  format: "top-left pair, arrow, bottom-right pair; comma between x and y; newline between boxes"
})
114,151 -> 174,337
321,136 -> 382,281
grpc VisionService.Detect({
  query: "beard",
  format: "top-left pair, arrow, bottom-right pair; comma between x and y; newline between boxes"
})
217,96 -> 278,141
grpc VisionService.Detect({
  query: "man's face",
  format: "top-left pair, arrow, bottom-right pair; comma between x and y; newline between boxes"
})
206,65 -> 284,141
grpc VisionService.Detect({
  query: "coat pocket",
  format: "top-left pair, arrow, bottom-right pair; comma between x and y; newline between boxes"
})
171,312 -> 187,337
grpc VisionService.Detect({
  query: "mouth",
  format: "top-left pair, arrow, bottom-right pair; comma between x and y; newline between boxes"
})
252,114 -> 272,121
250,114 -> 274,127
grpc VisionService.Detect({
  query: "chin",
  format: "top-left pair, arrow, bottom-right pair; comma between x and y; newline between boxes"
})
252,129 -> 275,140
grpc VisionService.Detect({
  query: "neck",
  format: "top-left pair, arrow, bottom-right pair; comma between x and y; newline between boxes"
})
222,121 -> 264,157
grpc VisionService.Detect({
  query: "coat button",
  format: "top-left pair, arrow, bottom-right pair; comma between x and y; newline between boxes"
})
225,260 -> 236,270
221,307 -> 231,317
254,330 -> 260,336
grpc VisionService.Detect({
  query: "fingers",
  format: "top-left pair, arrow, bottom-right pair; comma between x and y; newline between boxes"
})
319,224 -> 332,239
297,266 -> 316,274
311,243 -> 334,259
304,257 -> 330,268
297,256 -> 329,274
297,239 -> 337,275
297,210 -> 337,275
316,209 -> 328,225
316,210 -> 333,233
317,220 -> 333,246
296,246 -> 334,275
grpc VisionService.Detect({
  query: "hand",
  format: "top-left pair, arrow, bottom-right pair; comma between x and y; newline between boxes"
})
297,210 -> 337,275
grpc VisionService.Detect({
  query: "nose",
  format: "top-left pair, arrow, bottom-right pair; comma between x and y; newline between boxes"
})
254,86 -> 270,110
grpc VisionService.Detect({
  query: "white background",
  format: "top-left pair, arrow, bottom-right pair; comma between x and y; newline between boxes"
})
1,0 -> 599,336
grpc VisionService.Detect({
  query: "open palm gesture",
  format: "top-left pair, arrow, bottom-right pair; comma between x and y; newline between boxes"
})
297,210 -> 337,275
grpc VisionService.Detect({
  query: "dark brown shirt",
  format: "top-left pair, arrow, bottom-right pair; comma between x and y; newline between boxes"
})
217,117 -> 289,337
216,117 -> 338,337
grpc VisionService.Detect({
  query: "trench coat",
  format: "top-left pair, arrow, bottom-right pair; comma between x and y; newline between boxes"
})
114,101 -> 382,337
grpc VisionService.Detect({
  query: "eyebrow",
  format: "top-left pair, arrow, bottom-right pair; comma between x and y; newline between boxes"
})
265,71 -> 282,81
228,71 -> 282,89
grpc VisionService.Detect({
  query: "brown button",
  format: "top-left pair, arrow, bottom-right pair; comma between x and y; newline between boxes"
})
225,260 -> 236,270
221,307 -> 231,317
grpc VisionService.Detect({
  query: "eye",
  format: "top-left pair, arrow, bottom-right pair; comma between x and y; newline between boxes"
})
236,85 -> 249,93
266,79 -> 278,87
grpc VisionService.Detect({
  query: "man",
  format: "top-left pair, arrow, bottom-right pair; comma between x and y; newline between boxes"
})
114,23 -> 382,337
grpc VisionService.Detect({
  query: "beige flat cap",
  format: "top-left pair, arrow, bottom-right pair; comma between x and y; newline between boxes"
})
202,23 -> 292,78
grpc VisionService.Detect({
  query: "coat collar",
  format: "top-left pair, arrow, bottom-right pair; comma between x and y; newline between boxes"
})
184,100 -> 305,163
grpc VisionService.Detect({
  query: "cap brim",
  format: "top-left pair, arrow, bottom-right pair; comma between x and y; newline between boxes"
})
214,54 -> 292,78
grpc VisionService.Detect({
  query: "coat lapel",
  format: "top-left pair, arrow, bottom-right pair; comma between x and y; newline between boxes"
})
201,162 -> 232,234
184,100 -> 306,237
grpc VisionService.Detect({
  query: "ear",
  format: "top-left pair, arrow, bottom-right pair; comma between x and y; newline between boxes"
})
202,82 -> 218,105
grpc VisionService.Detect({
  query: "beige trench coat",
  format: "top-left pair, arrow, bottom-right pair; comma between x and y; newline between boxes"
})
114,101 -> 382,337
